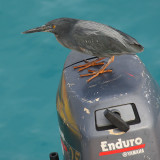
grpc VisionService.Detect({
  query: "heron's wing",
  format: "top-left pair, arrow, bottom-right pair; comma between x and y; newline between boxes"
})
72,22 -> 129,56
72,21 -> 143,56
73,32 -> 116,56
111,27 -> 140,45
106,25 -> 143,51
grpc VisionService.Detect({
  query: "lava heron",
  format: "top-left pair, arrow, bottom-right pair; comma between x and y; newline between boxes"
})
23,18 -> 144,82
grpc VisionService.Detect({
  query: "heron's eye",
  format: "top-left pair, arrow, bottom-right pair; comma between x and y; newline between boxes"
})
53,25 -> 56,29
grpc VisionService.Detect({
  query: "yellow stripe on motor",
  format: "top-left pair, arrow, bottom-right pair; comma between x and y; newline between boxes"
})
57,73 -> 80,137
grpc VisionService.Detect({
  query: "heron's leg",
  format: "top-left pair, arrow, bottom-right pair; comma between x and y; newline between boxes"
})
74,57 -> 105,71
80,56 -> 115,82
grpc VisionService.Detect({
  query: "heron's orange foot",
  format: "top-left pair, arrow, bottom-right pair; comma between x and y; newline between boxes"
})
80,56 -> 115,82
80,69 -> 112,81
73,58 -> 105,71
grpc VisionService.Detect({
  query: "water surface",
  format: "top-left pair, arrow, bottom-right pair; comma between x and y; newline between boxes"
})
0,0 -> 160,159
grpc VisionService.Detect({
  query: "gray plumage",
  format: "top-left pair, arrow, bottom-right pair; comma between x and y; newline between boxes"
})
23,17 -> 144,57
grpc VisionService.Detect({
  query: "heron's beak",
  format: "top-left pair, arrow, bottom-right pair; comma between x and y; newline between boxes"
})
22,25 -> 52,34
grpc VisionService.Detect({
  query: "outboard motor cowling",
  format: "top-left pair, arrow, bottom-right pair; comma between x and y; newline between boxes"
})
55,51 -> 160,160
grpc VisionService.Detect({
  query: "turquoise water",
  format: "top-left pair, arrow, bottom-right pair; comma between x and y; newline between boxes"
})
0,0 -> 160,159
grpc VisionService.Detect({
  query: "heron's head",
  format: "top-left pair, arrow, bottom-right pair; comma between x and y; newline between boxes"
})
22,18 -> 78,36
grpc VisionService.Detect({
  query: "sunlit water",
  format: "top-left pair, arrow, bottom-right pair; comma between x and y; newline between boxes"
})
0,0 -> 160,159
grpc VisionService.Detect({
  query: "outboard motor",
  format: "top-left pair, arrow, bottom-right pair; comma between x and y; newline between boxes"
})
52,51 -> 160,160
